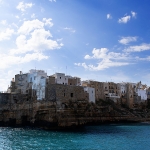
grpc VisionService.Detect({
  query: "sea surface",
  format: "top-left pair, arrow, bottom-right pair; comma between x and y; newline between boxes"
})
0,123 -> 150,150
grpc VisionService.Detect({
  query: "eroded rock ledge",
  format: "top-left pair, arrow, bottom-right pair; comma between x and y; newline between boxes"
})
0,96 -> 149,129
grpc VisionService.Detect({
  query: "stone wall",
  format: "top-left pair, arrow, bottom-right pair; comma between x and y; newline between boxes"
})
68,78 -> 77,86
0,93 -> 11,105
46,84 -> 89,102
82,81 -> 105,101
47,76 -> 55,84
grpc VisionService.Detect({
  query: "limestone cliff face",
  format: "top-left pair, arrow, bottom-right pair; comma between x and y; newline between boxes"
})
0,91 -> 148,129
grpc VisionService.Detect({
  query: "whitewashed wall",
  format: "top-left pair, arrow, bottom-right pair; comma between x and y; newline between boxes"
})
84,87 -> 95,103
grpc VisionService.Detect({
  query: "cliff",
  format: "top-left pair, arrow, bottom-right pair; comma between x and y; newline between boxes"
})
0,93 -> 149,129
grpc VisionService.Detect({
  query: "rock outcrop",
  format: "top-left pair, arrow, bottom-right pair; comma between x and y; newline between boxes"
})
0,92 -> 149,129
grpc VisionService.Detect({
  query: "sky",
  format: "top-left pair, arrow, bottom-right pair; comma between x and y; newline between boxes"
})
0,0 -> 150,90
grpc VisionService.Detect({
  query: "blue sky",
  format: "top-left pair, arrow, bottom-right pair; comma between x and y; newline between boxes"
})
0,0 -> 150,90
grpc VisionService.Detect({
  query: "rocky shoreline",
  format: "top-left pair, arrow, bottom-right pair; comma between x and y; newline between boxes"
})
0,98 -> 149,130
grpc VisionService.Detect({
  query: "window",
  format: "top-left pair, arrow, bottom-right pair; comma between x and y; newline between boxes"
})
64,93 -> 65,97
60,77 -> 61,79
71,93 -> 73,97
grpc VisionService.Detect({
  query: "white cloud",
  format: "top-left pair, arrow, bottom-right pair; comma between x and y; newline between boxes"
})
0,52 -> 48,69
43,18 -> 53,27
0,28 -> 14,41
85,48 -> 108,59
76,48 -> 130,71
0,18 -> 63,79
75,59 -> 129,71
136,56 -> 150,61
131,11 -> 137,18
118,15 -> 131,23
125,43 -> 150,52
118,36 -> 137,45
16,1 -> 33,12
107,14 -> 112,19
10,19 -> 62,54
74,63 -> 88,69
10,28 -> 61,54
64,27 -> 76,33
18,19 -> 44,35
12,23 -> 18,28
49,0 -> 56,2
0,20 -> 7,25
84,48 -> 128,60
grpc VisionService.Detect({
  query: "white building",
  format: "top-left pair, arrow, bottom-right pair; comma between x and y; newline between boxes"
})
117,83 -> 127,97
52,73 -> 68,85
84,87 -> 95,103
132,81 -> 147,101
137,89 -> 147,100
15,71 -> 29,94
14,69 -> 47,100
51,73 -> 81,86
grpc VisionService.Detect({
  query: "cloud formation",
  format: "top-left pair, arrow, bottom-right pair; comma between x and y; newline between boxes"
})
75,48 -> 130,71
131,11 -> 137,18
64,27 -> 76,33
84,48 -> 128,60
0,53 -> 48,69
118,11 -> 137,23
16,1 -> 33,12
75,60 -> 129,71
0,20 -> 7,25
0,28 -> 14,41
118,36 -> 137,45
107,14 -> 112,19
118,15 -> 131,23
124,43 -> 150,52
10,18 -> 62,55
0,18 -> 63,69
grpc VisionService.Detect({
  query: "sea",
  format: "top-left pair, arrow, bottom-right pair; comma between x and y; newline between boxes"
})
0,123 -> 150,150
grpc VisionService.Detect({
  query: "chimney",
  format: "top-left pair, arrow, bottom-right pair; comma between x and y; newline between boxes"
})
12,78 -> 14,82
20,71 -> 22,74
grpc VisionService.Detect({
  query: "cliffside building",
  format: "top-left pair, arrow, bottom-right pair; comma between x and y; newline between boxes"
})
51,73 -> 81,86
8,69 -> 47,100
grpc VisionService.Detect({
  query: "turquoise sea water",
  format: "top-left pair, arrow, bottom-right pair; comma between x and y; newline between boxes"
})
0,123 -> 150,150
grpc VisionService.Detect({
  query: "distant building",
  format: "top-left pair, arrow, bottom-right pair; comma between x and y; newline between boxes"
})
8,69 -> 47,100
82,80 -> 104,101
51,73 -> 81,86
51,73 -> 67,85
84,87 -> 95,103
106,82 -> 120,103
46,80 -> 89,102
